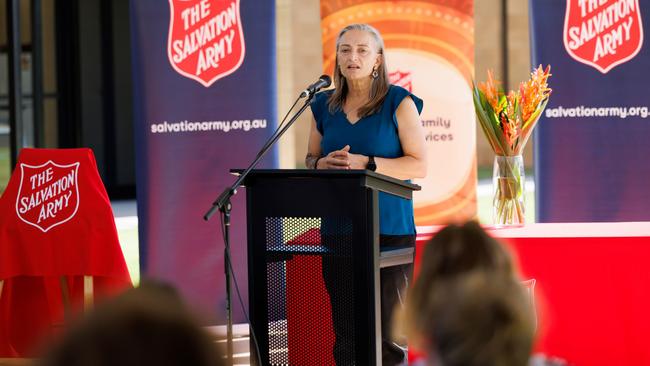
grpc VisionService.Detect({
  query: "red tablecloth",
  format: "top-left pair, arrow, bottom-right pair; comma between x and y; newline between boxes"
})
414,222 -> 650,366
0,148 -> 132,357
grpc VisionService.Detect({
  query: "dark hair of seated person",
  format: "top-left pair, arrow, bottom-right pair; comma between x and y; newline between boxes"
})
39,280 -> 223,366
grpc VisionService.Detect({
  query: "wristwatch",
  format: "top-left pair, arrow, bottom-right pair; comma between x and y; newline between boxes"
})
366,156 -> 377,171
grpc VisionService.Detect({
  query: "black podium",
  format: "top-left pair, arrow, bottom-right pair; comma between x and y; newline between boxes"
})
240,169 -> 420,366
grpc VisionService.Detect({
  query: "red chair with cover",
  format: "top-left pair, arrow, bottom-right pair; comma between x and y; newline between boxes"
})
0,148 -> 132,357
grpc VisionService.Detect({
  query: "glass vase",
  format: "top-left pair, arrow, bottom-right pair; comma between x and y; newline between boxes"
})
492,155 -> 525,226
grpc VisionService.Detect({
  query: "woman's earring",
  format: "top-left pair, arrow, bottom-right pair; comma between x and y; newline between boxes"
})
372,68 -> 379,79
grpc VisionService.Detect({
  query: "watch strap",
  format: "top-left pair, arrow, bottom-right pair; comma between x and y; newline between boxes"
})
367,156 -> 377,171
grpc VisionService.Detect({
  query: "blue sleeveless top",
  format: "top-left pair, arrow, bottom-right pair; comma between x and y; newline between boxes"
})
310,85 -> 424,235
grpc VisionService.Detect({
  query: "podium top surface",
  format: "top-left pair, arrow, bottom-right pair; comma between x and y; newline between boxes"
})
231,169 -> 420,199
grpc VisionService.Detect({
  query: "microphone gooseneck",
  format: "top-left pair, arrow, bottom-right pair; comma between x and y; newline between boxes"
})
300,74 -> 332,98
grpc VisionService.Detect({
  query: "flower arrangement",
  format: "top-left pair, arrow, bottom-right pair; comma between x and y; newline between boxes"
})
473,65 -> 552,155
472,65 -> 552,225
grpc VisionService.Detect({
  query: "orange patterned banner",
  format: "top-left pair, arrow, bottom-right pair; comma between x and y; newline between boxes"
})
320,0 -> 477,224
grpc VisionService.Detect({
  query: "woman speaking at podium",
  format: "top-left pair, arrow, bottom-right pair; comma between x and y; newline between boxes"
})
305,23 -> 427,366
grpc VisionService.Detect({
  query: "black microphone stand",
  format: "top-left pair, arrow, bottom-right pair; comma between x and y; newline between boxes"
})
204,91 -> 316,365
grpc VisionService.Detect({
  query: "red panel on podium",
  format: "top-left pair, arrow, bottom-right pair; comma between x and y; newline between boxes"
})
285,228 -> 335,366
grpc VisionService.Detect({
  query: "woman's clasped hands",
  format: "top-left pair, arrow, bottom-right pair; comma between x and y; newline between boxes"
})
316,145 -> 369,170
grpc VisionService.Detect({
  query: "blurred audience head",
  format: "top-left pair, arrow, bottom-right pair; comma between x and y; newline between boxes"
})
40,280 -> 222,366
416,220 -> 515,282
418,272 -> 535,366
401,221 -> 535,366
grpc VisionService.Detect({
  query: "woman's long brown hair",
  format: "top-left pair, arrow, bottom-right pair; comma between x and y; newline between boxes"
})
327,24 -> 390,118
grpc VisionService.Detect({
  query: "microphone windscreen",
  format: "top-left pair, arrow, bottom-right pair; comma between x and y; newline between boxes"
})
320,74 -> 332,88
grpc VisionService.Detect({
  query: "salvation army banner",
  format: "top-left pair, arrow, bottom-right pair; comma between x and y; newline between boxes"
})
319,0 -> 477,225
530,0 -> 650,222
130,0 -> 278,323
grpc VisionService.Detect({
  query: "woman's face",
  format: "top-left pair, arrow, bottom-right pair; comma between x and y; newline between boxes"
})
337,29 -> 381,81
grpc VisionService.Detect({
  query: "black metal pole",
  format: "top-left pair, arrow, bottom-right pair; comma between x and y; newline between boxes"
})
222,202 -> 233,365
204,93 -> 315,365
204,95 -> 314,220
501,0 -> 510,89
31,0 -> 44,147
55,0 -> 81,148
7,0 -> 23,168
100,0 -> 116,191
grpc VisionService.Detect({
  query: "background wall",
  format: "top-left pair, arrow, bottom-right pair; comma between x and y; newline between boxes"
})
0,0 -> 535,195
275,0 -> 323,169
275,0 -> 533,171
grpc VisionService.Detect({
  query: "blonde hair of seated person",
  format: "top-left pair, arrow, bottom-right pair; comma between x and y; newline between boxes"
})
409,272 -> 535,366
397,221 -> 533,365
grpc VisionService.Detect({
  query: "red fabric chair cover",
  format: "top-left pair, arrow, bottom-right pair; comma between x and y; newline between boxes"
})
0,148 -> 132,357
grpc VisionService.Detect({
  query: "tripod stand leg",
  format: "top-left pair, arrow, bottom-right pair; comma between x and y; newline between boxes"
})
59,276 -> 72,322
226,250 -> 233,365
83,275 -> 94,312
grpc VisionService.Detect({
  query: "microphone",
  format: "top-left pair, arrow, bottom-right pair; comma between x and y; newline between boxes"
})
300,75 -> 332,98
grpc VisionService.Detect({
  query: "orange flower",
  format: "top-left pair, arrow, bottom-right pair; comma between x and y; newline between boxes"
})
478,70 -> 502,114
502,91 -> 520,146
520,65 -> 552,123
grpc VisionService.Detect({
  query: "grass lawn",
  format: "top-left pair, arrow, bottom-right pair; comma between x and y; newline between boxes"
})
476,182 -> 536,224
0,146 -> 9,195
477,164 -> 536,224
115,220 -> 141,285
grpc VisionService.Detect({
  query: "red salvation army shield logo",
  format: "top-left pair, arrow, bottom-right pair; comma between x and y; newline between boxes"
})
15,161 -> 80,232
389,70 -> 412,92
168,0 -> 245,87
563,0 -> 644,73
